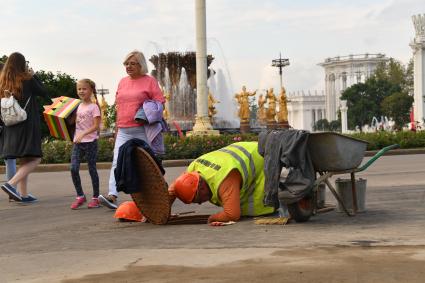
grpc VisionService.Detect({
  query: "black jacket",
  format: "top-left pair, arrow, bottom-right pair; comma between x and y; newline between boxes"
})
115,138 -> 165,194
258,129 -> 315,206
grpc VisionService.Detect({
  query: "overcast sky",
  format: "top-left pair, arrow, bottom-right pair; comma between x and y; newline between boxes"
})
0,0 -> 424,103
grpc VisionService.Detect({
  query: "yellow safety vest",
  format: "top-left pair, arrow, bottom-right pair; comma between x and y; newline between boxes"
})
187,142 -> 275,216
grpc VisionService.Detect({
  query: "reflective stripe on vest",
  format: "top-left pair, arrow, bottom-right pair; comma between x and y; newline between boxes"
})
219,144 -> 256,215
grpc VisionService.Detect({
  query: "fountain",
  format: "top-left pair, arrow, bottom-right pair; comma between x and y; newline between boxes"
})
370,116 -> 380,131
146,40 -> 238,131
361,116 -> 394,132
213,69 -> 239,128
149,52 -> 214,130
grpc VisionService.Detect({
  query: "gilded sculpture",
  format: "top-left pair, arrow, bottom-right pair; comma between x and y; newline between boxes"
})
235,86 -> 256,123
257,94 -> 267,123
163,91 -> 170,120
277,86 -> 288,123
208,92 -> 219,119
265,88 -> 277,123
99,95 -> 109,130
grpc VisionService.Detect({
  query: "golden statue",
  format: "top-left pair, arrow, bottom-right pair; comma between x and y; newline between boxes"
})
99,95 -> 109,130
277,86 -> 288,123
163,91 -> 170,121
235,86 -> 256,123
257,94 -> 267,123
265,88 -> 277,122
208,92 -> 219,119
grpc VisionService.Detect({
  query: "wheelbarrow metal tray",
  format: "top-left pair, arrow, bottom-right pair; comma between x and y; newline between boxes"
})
308,132 -> 368,172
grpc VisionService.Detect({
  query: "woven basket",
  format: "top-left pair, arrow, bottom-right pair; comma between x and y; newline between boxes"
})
131,147 -> 170,224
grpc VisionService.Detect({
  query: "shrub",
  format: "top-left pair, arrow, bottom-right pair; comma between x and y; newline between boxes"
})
163,133 -> 258,159
349,131 -> 425,150
40,138 -> 114,164
41,139 -> 73,163
5,131 -> 423,164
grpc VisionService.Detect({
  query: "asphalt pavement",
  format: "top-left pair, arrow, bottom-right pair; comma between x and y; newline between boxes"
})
0,154 -> 424,282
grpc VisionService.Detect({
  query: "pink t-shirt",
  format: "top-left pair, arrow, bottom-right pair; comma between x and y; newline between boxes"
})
74,103 -> 101,143
115,75 -> 165,128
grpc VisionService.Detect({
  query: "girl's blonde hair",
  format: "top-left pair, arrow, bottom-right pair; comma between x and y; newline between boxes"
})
77,78 -> 97,95
123,50 -> 148,75
77,78 -> 101,108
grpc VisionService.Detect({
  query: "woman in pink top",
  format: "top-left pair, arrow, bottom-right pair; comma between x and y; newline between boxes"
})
99,50 -> 165,209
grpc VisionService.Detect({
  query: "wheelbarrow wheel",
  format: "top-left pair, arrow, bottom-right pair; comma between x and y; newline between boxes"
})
288,196 -> 314,223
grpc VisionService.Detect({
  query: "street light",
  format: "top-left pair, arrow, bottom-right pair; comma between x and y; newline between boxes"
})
96,86 -> 109,98
272,53 -> 290,90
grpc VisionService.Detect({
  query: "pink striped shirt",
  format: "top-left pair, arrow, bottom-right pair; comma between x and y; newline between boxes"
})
115,75 -> 165,128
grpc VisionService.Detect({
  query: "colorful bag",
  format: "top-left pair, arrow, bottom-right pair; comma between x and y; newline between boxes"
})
0,90 -> 31,126
43,96 -> 81,141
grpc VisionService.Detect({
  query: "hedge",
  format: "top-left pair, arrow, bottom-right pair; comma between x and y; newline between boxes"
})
41,138 -> 114,164
38,133 -> 257,163
4,131 -> 424,164
350,131 -> 425,150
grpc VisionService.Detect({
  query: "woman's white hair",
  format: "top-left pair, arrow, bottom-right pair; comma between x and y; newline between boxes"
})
123,50 -> 148,75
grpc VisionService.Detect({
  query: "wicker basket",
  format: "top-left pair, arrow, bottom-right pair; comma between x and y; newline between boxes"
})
131,147 -> 170,224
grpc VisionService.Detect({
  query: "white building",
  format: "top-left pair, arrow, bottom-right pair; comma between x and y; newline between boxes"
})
318,54 -> 389,121
287,90 -> 326,131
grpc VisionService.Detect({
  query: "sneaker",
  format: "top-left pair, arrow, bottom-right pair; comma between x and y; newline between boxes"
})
87,197 -> 100,208
98,194 -> 117,209
70,196 -> 86,210
21,194 -> 38,203
7,185 -> 21,202
1,183 -> 22,201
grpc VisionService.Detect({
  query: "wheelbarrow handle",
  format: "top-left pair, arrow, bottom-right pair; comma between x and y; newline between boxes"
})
357,144 -> 400,172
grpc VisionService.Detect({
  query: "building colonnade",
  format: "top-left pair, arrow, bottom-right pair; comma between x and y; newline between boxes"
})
319,54 -> 389,121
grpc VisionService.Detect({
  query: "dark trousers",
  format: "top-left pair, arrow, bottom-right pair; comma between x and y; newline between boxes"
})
70,140 -> 99,197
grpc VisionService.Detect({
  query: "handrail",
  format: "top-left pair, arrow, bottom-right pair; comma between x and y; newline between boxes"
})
357,144 -> 400,172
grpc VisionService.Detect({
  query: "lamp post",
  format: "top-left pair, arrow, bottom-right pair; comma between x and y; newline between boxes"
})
272,53 -> 290,90
97,87 -> 109,98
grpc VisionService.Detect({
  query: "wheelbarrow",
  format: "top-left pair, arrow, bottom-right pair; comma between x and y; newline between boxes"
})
287,132 -> 399,222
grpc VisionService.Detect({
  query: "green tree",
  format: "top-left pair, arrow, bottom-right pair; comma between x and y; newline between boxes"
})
105,103 -> 116,129
314,119 -> 329,131
340,57 -> 412,130
340,82 -> 377,129
329,120 -> 341,132
374,58 -> 413,94
381,92 -> 413,129
35,71 -> 78,99
405,59 -> 414,95
374,59 -> 404,85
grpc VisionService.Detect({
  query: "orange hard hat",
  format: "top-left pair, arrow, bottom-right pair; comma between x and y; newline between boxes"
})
173,171 -> 200,204
114,201 -> 145,222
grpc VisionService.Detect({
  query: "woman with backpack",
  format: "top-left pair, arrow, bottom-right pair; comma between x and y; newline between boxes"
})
0,52 -> 49,203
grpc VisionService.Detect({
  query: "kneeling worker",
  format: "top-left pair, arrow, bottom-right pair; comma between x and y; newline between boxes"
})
169,141 -> 275,224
